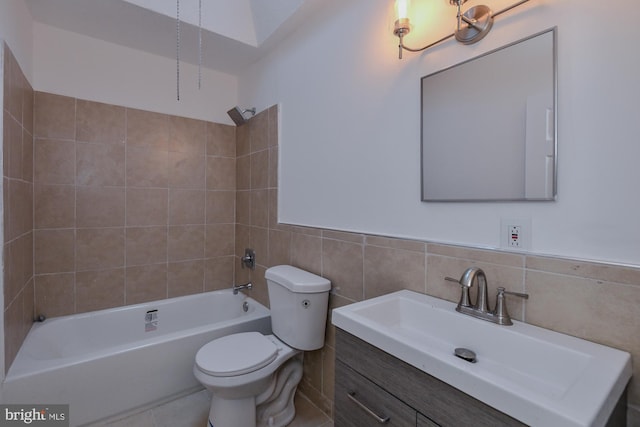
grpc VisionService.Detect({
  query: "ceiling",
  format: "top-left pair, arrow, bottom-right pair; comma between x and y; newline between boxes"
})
25,0 -> 321,75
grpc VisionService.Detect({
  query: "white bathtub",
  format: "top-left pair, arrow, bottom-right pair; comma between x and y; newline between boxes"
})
2,290 -> 271,426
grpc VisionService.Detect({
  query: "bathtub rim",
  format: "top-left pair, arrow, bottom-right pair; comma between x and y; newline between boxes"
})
4,289 -> 270,382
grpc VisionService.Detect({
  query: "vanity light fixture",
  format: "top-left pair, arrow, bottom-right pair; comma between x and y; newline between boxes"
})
393,0 -> 531,59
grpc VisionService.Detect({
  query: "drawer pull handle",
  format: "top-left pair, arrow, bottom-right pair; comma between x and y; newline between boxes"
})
347,391 -> 390,424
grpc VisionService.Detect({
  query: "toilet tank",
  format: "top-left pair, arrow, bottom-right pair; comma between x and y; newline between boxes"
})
265,265 -> 331,351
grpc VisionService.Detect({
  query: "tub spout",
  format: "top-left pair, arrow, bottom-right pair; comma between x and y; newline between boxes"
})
232,282 -> 253,295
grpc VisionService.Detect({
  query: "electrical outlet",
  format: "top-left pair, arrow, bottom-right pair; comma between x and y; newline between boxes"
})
509,225 -> 522,247
501,218 -> 531,250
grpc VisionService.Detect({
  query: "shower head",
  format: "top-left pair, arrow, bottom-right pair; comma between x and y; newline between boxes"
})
227,106 -> 256,126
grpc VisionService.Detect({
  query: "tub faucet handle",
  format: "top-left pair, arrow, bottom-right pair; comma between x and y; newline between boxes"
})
241,248 -> 256,270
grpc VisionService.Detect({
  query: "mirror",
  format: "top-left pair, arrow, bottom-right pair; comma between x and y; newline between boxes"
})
421,28 -> 557,201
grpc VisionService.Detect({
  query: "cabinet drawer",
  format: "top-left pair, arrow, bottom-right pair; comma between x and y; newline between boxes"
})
417,413 -> 440,427
335,360 -> 417,427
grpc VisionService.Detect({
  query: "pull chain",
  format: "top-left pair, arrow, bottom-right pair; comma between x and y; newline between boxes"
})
176,0 -> 180,101
198,0 -> 202,90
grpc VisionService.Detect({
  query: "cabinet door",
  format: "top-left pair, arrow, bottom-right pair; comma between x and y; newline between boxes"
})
417,413 -> 441,427
335,360 -> 416,427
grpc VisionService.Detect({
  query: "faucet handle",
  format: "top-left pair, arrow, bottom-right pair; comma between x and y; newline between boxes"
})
445,276 -> 472,308
494,287 -> 529,325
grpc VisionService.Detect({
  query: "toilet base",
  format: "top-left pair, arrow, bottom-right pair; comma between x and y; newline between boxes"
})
209,396 -> 255,427
205,354 -> 303,427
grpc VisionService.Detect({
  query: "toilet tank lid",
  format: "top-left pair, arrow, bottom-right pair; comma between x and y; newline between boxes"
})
265,265 -> 331,293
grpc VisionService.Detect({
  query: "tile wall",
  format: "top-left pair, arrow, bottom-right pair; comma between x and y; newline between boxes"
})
239,106 -> 640,424
2,43 -> 35,372
32,93 -> 237,317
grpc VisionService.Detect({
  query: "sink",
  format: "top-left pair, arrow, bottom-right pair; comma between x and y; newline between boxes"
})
331,290 -> 631,427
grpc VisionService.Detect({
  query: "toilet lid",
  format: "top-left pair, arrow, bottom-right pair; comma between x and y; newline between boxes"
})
196,332 -> 278,377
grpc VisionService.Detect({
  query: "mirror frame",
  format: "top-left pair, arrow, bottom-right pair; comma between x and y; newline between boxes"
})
420,27 -> 558,202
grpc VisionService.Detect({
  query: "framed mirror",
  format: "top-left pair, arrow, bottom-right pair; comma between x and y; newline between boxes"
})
421,28 -> 557,201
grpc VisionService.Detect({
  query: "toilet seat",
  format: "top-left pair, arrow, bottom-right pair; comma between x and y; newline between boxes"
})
196,332 -> 278,377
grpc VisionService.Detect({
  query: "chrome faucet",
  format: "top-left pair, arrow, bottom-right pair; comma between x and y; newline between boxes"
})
445,267 -> 528,325
232,282 -> 253,295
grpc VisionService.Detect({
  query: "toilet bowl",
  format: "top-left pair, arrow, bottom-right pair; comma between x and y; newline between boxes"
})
193,265 -> 331,427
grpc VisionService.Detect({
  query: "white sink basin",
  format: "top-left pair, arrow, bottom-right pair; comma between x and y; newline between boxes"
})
332,290 -> 631,427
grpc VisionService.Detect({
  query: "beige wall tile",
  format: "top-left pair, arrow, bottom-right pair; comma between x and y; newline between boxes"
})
205,224 -> 235,257
76,142 -> 125,186
169,189 -> 205,225
125,226 -> 167,266
364,245 -> 425,298
322,238 -> 363,301
126,188 -> 168,226
428,243 -> 524,268
366,235 -> 426,252
250,150 -> 269,190
169,116 -> 206,154
76,186 -> 125,227
34,273 -> 75,317
34,92 -> 75,139
6,114 -> 22,179
208,156 -> 237,190
76,268 -> 125,312
168,152 -> 205,189
168,225 -> 205,262
527,255 -> 640,287
126,108 -> 169,150
76,228 -> 125,271
34,138 -> 76,184
34,229 -> 75,274
250,226 -> 268,269
168,260 -> 204,297
249,110 -> 269,152
206,122 -> 235,157
125,264 -> 168,304
250,189 -> 268,228
205,256 -> 235,291
206,190 -> 235,224
268,147 -> 278,189
7,179 -> 33,239
126,147 -> 169,188
235,155 -> 250,191
236,190 -> 250,226
34,184 -> 75,229
268,229 -> 291,267
236,123 -> 250,157
291,233 -> 322,275
76,99 -> 125,144
267,106 -> 278,148
22,128 -> 33,182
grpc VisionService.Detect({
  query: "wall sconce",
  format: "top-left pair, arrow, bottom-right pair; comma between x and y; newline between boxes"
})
393,0 -> 531,59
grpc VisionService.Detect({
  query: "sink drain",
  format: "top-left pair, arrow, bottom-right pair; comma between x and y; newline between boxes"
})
454,347 -> 477,363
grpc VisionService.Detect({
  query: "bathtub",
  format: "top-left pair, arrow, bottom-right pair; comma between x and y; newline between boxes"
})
2,290 -> 271,426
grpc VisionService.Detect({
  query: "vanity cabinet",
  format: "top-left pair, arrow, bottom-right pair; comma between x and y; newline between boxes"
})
334,328 -> 525,427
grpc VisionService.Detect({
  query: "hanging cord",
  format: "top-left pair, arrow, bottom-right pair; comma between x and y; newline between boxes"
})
176,0 -> 181,101
198,0 -> 202,90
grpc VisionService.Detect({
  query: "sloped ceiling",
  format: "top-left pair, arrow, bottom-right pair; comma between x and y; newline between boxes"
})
25,0 -> 320,75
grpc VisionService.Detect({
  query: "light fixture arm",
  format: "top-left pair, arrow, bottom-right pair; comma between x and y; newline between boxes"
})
395,0 -> 530,59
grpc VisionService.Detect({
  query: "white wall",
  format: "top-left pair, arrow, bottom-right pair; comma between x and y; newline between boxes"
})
33,22 -> 238,124
0,0 -> 33,80
239,0 -> 640,267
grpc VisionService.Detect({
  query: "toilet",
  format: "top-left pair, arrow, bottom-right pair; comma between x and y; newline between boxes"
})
193,265 -> 331,427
